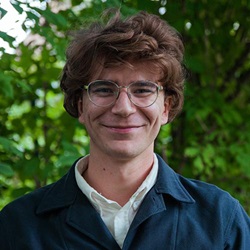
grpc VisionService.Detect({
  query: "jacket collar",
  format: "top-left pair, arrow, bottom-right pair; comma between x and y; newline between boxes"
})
155,154 -> 195,204
36,158 -> 81,214
36,154 -> 194,214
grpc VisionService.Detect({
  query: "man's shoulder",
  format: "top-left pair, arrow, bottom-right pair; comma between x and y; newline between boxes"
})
157,155 -> 239,210
157,155 -> 237,205
180,175 -> 233,197
0,159 -> 80,217
0,183 -> 53,217
178,174 -> 240,213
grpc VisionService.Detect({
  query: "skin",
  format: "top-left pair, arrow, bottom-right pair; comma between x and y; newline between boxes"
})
78,62 -> 171,206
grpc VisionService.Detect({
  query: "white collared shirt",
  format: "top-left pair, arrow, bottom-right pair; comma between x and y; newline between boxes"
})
75,154 -> 159,248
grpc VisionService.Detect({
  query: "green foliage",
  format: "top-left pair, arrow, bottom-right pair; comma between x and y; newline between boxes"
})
155,0 -> 250,214
0,0 -> 249,215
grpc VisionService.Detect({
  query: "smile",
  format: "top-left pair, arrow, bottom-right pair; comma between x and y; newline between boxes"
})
103,125 -> 143,133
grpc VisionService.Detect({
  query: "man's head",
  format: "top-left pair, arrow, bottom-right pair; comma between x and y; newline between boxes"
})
60,10 -> 186,122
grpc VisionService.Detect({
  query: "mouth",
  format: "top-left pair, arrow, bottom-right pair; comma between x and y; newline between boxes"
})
103,124 -> 143,133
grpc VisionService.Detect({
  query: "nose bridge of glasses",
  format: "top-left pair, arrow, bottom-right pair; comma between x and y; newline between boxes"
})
116,85 -> 131,98
112,86 -> 133,108
117,85 -> 130,91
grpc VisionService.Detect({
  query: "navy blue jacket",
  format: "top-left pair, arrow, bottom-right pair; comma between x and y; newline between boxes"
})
1,155 -> 250,249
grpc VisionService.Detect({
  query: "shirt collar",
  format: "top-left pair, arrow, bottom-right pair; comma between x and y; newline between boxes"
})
36,154 -> 194,215
75,154 -> 159,210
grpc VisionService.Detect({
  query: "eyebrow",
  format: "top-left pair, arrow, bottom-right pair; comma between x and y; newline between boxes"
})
97,79 -> 157,85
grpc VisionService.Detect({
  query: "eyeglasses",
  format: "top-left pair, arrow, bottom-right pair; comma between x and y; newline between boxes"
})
83,80 -> 164,108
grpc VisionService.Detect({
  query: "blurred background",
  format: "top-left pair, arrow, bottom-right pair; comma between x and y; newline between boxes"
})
0,0 -> 249,214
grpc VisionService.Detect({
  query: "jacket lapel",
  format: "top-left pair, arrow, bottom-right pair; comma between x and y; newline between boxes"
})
127,155 -> 195,238
36,158 -> 120,249
66,189 -> 120,249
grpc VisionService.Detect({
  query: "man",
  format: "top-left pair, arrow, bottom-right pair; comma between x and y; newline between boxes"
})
0,10 -> 250,249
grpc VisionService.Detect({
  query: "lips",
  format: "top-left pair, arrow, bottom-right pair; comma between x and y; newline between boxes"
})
102,124 -> 143,133
105,125 -> 141,128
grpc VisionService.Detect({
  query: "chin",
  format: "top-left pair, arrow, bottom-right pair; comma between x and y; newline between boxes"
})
106,146 -> 149,162
105,147 -> 137,159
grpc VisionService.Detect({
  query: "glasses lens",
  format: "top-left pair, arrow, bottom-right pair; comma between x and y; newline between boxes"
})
129,81 -> 158,107
88,80 -> 117,107
86,80 -> 160,107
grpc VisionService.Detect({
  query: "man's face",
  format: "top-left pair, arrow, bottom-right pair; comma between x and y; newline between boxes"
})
78,62 -> 171,161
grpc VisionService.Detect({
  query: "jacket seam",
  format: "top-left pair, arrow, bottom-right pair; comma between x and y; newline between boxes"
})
223,199 -> 239,246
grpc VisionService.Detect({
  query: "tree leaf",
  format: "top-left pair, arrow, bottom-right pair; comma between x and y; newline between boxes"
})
11,3 -> 24,14
33,7 -> 68,28
0,7 -> 7,19
0,137 -> 23,157
0,163 -> 14,177
0,31 -> 15,48
0,72 -> 14,98
185,147 -> 199,157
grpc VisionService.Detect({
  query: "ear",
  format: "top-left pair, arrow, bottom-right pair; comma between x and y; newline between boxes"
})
161,96 -> 172,125
78,99 -> 85,124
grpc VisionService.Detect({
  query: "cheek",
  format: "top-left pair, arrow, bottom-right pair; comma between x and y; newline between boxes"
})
78,101 -> 109,125
143,107 -> 164,127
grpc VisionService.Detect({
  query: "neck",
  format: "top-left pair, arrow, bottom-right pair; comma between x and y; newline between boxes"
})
83,149 -> 154,206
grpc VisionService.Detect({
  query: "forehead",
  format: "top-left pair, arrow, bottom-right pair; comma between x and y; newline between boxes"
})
92,61 -> 162,83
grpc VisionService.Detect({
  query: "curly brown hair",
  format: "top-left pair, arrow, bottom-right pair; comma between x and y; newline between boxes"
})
60,10 -> 186,122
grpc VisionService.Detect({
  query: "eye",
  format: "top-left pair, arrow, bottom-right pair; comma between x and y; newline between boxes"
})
90,81 -> 116,96
130,81 -> 157,96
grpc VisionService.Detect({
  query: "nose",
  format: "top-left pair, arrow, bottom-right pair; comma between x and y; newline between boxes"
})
111,89 -> 136,117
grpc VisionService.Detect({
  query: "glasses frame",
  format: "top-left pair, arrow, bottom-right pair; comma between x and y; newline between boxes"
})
83,80 -> 165,108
